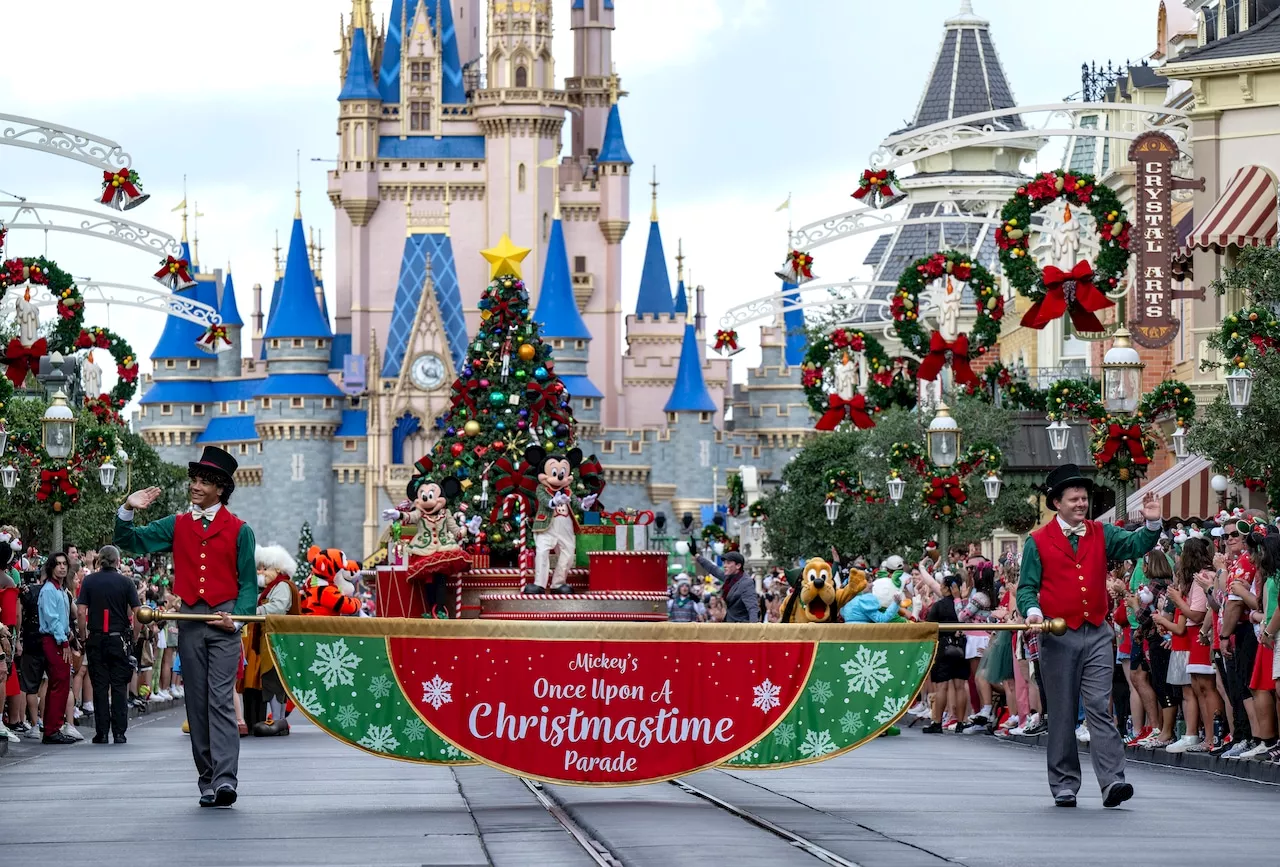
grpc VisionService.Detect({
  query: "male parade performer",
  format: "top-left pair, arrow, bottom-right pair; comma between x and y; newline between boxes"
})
1017,464 -> 1161,809
115,446 -> 256,808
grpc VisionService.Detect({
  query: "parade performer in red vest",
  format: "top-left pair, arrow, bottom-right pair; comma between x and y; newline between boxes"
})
1017,464 -> 1162,809
115,446 -> 256,809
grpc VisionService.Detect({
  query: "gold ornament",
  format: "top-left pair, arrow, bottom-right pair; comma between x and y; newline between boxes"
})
464,420 -> 481,436
518,343 -> 536,361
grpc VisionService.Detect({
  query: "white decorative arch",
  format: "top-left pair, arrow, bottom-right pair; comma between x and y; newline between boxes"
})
0,200 -> 183,259
0,112 -> 134,171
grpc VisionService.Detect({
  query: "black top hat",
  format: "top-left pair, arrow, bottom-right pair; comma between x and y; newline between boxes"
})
188,446 -> 238,482
1043,463 -> 1094,506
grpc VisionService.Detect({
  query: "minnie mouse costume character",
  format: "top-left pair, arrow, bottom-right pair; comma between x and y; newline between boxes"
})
382,456 -> 471,618
523,446 -> 597,595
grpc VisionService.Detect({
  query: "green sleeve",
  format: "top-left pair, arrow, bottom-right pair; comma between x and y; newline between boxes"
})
1102,523 -> 1160,564
1016,536 -> 1043,615
234,523 -> 257,617
1127,560 -> 1145,628
113,514 -> 176,555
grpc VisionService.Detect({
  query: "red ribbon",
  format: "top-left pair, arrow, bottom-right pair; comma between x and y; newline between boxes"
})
714,329 -> 738,351
450,378 -> 479,413
1095,423 -> 1150,466
488,457 -> 538,522
99,170 -> 142,205
577,455 -> 606,502
153,256 -> 195,289
118,362 -> 139,383
36,468 -> 77,503
926,475 -> 966,505
526,380 -> 569,426
852,170 -> 895,201
1020,260 -> 1114,332
786,250 -> 814,279
603,510 -> 655,527
815,392 -> 875,432
3,337 -> 47,387
916,331 -> 978,386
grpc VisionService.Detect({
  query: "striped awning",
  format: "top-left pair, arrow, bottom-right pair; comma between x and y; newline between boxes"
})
1185,165 -> 1278,252
1097,455 -> 1215,524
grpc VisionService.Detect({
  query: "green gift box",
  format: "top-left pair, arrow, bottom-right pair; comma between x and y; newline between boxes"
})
575,525 -> 617,568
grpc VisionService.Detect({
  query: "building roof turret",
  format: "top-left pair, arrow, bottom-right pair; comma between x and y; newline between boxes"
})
664,324 -> 715,413
596,103 -> 633,165
533,219 -> 591,339
635,173 -> 674,317
263,194 -> 333,340
339,17 -> 381,102
220,266 -> 243,328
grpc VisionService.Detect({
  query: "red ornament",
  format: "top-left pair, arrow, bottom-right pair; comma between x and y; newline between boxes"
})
450,443 -> 465,458
493,441 -> 506,451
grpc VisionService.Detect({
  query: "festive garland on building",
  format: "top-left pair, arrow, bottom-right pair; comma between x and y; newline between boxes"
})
891,250 -> 1004,361
1206,305 -> 1280,371
699,522 -> 739,553
1045,379 -> 1104,422
825,468 -> 886,505
71,326 -> 139,407
0,257 -> 85,388
802,328 -> 918,430
747,500 -> 767,521
995,169 -> 1131,332
888,441 -> 1003,523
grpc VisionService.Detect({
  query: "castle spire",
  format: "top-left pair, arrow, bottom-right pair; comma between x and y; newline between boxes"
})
664,324 -> 715,413
534,218 -> 590,340
674,239 -> 689,316
339,2 -> 381,102
634,173 -> 675,317
264,197 -> 332,340
649,166 -> 659,223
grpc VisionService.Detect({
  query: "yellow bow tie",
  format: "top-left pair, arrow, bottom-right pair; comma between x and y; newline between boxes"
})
1063,524 -> 1086,538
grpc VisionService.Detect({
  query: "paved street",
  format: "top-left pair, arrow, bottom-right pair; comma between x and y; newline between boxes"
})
2,708 -> 1275,867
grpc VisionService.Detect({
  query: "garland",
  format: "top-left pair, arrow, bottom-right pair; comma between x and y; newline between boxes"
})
802,327 -> 918,430
826,468 -> 886,505
977,362 -> 1048,411
1090,415 -> 1157,484
8,419 -> 118,514
726,471 -> 745,517
0,257 -> 85,387
747,500 -> 767,521
1141,380 -> 1196,429
1045,379 -> 1104,422
888,441 -> 1003,523
891,250 -> 1004,359
1206,305 -> 1280,371
699,522 -> 739,553
995,169 -> 1131,332
71,326 -> 138,408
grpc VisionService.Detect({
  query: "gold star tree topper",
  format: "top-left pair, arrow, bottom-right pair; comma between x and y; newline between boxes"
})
480,234 -> 531,280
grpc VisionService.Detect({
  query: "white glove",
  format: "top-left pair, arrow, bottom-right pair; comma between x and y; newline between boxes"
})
550,491 -> 570,507
466,515 -> 483,535
381,508 -> 403,523
581,493 -> 598,510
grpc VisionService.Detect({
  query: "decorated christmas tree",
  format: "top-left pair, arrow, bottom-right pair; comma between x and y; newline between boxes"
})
428,236 -> 598,560
296,521 -> 314,584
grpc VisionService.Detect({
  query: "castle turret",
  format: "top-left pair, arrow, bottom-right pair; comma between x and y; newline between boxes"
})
590,90 -> 631,427
337,0 -> 383,230
217,266 -> 244,379
567,0 -> 616,160
534,215 -> 601,435
664,324 -> 716,415
634,176 -> 674,318
673,239 -> 689,317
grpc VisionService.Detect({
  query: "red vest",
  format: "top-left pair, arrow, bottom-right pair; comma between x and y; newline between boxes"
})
1029,519 -> 1109,630
173,508 -> 244,607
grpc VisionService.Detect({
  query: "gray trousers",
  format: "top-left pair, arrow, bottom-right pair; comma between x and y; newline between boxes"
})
177,600 -> 241,794
1039,621 -> 1125,796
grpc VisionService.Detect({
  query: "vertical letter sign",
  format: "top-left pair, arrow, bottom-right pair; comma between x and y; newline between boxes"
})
1127,132 -> 1180,348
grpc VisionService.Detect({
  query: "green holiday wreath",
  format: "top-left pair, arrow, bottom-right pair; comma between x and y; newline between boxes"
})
1205,305 -> 1280,371
891,250 -> 1004,356
72,326 -> 139,408
802,327 -> 918,428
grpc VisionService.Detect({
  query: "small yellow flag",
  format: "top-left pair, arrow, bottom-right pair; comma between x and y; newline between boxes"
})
171,199 -> 187,212
774,195 -> 791,213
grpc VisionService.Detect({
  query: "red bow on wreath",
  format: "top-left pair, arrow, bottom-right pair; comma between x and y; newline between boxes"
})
36,468 -> 78,503
815,392 -> 875,432
1020,260 -> 1114,332
153,256 -> 197,291
118,361 -> 139,383
926,475 -> 966,505
916,331 -> 978,386
3,337 -> 48,387
1095,423 -> 1150,466
714,329 -> 738,352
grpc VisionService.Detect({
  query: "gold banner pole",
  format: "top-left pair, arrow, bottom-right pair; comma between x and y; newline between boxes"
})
136,608 -> 266,625
938,619 -> 1067,636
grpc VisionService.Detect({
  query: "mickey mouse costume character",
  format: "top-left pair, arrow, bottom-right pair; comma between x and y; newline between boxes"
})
382,456 -> 471,618
115,445 -> 257,809
523,445 -> 597,595
1016,463 -> 1162,809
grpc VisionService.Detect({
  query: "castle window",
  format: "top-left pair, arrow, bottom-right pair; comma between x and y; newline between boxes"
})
270,339 -> 280,349
192,404 -> 204,416
164,359 -> 176,369
139,407 -> 146,418
161,404 -> 173,416
344,439 -> 358,452
543,212 -> 550,240
187,360 -> 200,369
409,61 -> 430,83
324,397 -> 334,409
518,163 -> 527,192
238,443 -> 248,456
261,398 -> 272,409
316,339 -> 328,349
473,162 -> 480,170
291,338 -> 304,349
552,339 -> 564,349
515,65 -> 528,88
590,0 -> 599,21
437,161 -> 444,169
239,401 -> 248,412
666,412 -> 677,425
454,162 -> 461,170
583,398 -> 594,410
220,402 -> 228,414
410,102 -> 430,131
382,162 -> 390,170
575,339 -> 586,350
291,397 -> 304,409
574,256 -> 586,273
257,442 -> 264,454
700,412 -> 712,423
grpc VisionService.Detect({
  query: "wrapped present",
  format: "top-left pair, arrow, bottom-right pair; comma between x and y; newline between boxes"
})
575,524 -> 617,568
603,509 -> 655,551
468,542 -> 491,570
387,523 -> 416,568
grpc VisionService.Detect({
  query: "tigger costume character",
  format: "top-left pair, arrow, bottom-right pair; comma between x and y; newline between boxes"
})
300,547 -> 361,617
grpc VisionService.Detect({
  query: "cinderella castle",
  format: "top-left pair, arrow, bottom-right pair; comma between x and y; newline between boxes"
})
133,0 -> 1021,559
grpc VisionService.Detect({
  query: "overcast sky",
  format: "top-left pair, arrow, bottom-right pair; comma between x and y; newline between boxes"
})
0,0 -> 1163,391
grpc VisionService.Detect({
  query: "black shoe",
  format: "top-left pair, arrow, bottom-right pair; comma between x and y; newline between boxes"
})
91,734 -> 109,744
1023,720 -> 1049,736
521,584 -> 546,595
198,792 -> 217,807
922,722 -> 943,734
1102,781 -> 1134,808
252,718 -> 290,737
1054,793 -> 1077,808
42,731 -> 76,745
552,584 -> 575,595
214,786 -> 237,807
114,734 -> 127,744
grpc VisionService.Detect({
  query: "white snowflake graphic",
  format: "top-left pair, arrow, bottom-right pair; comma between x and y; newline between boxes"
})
838,710 -> 863,735
308,639 -> 363,690
914,654 -> 931,677
841,646 -> 892,697
335,705 -> 361,729
404,717 -> 428,742
421,675 -> 454,710
440,744 -> 466,760
292,688 -> 323,716
808,680 -> 834,705
729,748 -> 759,765
367,674 -> 393,699
798,729 -> 837,758
274,646 -> 289,663
874,694 -> 907,725
357,724 -> 401,752
772,722 -> 797,746
751,679 -> 782,713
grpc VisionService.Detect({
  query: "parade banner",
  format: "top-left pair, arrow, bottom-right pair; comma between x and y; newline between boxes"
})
267,618 -> 938,786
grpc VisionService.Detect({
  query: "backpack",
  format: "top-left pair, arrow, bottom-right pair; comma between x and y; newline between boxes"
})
20,581 -> 42,638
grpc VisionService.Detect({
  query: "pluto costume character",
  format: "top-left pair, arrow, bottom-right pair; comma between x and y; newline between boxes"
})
781,558 -> 866,624
523,446 -> 597,595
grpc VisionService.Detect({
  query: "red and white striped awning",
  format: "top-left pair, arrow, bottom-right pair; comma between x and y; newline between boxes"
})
1184,165 -> 1278,252
1098,455 -> 1215,524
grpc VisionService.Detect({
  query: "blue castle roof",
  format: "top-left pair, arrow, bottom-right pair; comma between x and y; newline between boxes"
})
533,219 -> 590,339
571,0 -> 613,10
338,27 -> 380,101
254,373 -> 343,397
673,278 -> 688,316
383,232 -> 468,376
336,409 -> 367,437
197,416 -> 259,444
664,324 -> 715,413
597,104 -> 633,165
263,214 -> 332,340
378,0 -> 465,105
635,220 -> 674,317
220,270 -> 243,327
558,374 -> 603,400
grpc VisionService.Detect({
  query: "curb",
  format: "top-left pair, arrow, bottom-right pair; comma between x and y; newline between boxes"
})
995,730 -> 1280,785
81,695 -> 185,731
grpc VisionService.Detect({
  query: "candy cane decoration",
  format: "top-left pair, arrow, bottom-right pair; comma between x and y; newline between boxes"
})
502,493 -> 533,573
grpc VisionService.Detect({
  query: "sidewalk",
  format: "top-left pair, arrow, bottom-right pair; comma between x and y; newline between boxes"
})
1,695 -> 184,758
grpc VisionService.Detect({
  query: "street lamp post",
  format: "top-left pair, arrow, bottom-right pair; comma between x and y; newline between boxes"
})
926,403 -> 961,554
41,389 -> 77,552
1225,369 -> 1254,416
824,496 -> 840,526
1102,327 -> 1145,520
